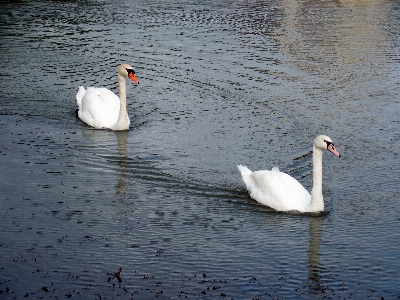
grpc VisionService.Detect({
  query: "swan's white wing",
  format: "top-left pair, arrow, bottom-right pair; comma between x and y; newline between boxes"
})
247,168 -> 311,212
78,87 -> 120,129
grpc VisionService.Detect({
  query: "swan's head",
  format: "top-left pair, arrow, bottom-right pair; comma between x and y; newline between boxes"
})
119,63 -> 139,84
314,135 -> 341,157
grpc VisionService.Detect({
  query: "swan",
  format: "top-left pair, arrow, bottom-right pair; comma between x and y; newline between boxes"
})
237,135 -> 340,213
76,64 -> 139,131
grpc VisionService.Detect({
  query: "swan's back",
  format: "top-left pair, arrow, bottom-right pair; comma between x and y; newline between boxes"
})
238,165 -> 311,212
77,87 -> 122,129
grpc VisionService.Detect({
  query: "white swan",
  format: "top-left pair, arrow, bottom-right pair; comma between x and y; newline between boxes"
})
76,64 -> 139,131
237,135 -> 340,213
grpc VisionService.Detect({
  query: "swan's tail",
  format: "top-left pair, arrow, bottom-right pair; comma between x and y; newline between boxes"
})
76,86 -> 86,108
237,164 -> 253,187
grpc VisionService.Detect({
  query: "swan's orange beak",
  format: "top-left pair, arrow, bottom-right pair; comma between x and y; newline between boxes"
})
327,143 -> 341,158
128,72 -> 139,84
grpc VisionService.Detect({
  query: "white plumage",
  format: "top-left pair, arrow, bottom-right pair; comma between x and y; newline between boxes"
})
76,64 -> 139,131
238,135 -> 340,213
76,87 -> 125,129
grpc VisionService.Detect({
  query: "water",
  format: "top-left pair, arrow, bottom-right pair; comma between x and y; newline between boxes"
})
0,0 -> 399,298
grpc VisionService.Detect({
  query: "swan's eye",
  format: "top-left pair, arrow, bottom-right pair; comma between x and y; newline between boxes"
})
126,68 -> 135,75
324,140 -> 333,149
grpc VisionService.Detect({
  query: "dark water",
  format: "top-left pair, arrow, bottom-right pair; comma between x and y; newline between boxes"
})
1,0 -> 399,299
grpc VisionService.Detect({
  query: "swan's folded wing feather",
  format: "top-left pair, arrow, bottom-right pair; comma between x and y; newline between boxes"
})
275,171 -> 311,211
249,169 -> 310,212
80,88 -> 120,128
95,88 -> 130,127
94,88 -> 120,106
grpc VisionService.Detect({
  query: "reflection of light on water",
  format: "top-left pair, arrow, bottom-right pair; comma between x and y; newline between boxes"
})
81,128 -> 129,196
271,0 -> 396,130
275,0 -> 392,82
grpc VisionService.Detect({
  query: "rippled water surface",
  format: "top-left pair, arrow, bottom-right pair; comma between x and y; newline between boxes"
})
1,0 -> 400,299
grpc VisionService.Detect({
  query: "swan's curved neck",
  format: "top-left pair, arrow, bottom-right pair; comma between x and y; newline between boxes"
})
111,73 -> 129,131
308,145 -> 324,212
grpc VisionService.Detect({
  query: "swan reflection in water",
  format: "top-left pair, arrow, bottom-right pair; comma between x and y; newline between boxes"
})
306,216 -> 326,296
114,131 -> 129,195
81,128 -> 129,196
